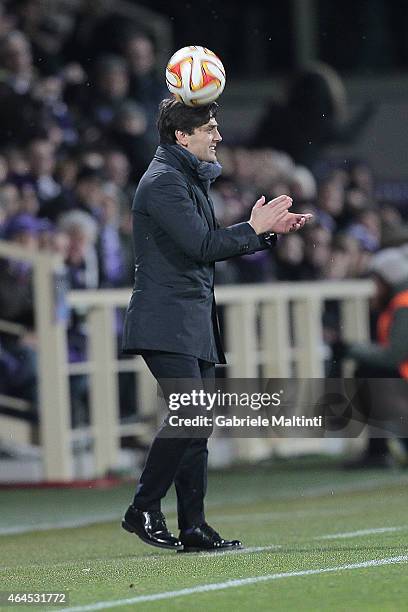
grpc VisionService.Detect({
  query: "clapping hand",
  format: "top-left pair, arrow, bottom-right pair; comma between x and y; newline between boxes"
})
249,195 -> 313,235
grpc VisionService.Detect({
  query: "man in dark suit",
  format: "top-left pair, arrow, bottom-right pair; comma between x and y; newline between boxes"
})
121,98 -> 311,552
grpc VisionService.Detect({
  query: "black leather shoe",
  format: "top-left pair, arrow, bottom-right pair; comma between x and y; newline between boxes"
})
179,522 -> 242,553
122,505 -> 183,550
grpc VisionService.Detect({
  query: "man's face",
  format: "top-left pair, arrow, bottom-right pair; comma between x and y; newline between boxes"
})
177,118 -> 222,162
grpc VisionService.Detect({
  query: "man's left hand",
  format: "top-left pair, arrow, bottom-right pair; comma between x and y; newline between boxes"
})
273,213 -> 313,234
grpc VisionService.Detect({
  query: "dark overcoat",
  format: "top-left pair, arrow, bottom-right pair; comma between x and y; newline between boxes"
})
122,144 -> 274,363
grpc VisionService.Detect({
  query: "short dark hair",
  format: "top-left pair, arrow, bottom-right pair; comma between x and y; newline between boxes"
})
157,98 -> 218,144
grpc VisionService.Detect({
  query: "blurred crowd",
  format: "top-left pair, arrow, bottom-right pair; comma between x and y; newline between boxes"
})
0,0 -> 170,422
0,0 -> 408,425
213,149 -> 408,285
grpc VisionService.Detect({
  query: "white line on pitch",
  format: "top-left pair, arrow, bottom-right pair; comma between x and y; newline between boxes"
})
55,555 -> 408,611
0,513 -> 121,536
315,526 -> 407,540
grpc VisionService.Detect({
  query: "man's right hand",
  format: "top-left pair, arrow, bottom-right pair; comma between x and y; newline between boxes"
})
248,194 -> 312,235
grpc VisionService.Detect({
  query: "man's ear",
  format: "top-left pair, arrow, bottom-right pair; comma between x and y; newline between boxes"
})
175,130 -> 189,147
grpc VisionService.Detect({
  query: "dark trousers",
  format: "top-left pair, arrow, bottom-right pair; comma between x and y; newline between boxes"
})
354,363 -> 402,456
133,351 -> 215,530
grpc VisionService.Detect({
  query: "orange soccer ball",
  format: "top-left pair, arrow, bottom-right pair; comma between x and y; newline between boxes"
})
166,45 -> 226,107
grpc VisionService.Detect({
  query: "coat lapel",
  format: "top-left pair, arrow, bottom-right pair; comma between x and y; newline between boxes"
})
155,145 -> 217,231
191,182 -> 216,230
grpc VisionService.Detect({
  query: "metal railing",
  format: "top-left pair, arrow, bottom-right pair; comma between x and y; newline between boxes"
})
0,241 -> 72,478
0,237 -> 374,480
66,281 -> 374,475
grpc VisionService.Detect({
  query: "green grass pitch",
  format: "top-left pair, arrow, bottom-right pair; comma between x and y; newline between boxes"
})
1,458 -> 408,611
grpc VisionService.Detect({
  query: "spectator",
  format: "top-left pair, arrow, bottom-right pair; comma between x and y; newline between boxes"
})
0,30 -> 44,144
58,209 -> 99,291
121,29 -> 168,149
106,101 -> 152,180
32,75 -> 78,146
330,234 -> 366,278
102,148 -> 134,214
316,176 -> 346,232
0,213 -> 39,325
341,248 -> 408,468
54,155 -> 79,192
380,204 -> 408,248
0,29 -> 34,93
0,213 -> 41,411
3,146 -> 28,179
103,149 -> 131,191
27,138 -> 61,203
39,165 -> 103,222
19,184 -> 40,216
0,2 -> 16,39
290,165 -> 317,204
57,209 -> 99,425
302,225 -> 332,280
0,183 -> 21,224
347,208 -> 381,253
84,55 -> 130,136
97,185 -> 127,288
251,62 -> 374,169
274,233 -> 306,281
